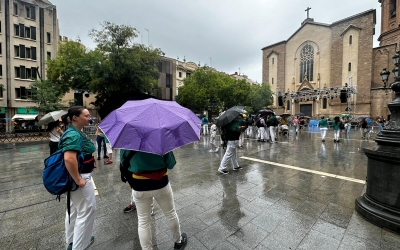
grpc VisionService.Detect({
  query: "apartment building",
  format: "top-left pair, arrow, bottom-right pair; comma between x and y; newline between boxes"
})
0,0 -> 58,131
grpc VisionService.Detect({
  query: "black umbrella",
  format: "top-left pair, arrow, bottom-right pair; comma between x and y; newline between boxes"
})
280,113 -> 291,117
216,107 -> 245,127
258,109 -> 274,116
294,112 -> 305,116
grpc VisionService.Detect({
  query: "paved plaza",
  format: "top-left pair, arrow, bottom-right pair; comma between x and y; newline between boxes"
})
1,128 -> 400,250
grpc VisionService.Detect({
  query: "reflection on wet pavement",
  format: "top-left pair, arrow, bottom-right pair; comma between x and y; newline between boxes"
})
0,129 -> 398,249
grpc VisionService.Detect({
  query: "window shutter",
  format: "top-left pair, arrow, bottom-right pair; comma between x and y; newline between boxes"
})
31,67 -> 37,79
30,6 -> 36,20
20,66 -> 26,79
31,26 -> 36,40
19,44 -> 25,58
31,47 -> 36,60
19,23 -> 24,37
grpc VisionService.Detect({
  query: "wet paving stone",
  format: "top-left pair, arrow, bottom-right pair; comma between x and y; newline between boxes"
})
1,130 -> 399,249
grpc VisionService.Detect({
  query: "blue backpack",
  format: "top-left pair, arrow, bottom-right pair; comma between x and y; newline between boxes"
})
42,128 -> 84,200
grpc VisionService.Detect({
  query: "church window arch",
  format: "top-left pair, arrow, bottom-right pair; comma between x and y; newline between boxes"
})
300,44 -> 314,82
348,62 -> 352,71
349,35 -> 353,44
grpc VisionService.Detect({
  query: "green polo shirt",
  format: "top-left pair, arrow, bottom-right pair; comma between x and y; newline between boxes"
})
318,118 -> 329,128
120,150 -> 176,173
60,125 -> 96,155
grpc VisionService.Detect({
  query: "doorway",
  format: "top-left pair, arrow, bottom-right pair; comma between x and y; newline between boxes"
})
300,104 -> 312,117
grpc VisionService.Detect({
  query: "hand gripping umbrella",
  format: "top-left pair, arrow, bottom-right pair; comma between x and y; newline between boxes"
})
99,98 -> 201,155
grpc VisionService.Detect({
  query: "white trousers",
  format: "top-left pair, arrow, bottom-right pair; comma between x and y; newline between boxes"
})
133,183 -> 181,250
219,141 -> 239,171
264,127 -> 270,140
65,173 -> 96,250
202,124 -> 209,135
259,127 -> 266,140
320,128 -> 328,140
334,130 -> 340,140
238,132 -> 244,146
246,127 -> 253,138
269,126 -> 275,142
210,133 -> 217,151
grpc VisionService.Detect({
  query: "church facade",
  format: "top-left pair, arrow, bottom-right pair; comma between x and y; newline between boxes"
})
262,2 -> 399,120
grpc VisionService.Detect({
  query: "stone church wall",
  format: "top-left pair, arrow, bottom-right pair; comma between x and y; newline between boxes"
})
262,42 -> 286,91
330,11 -> 375,116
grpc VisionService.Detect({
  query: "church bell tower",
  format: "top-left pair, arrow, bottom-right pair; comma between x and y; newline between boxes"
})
378,0 -> 400,46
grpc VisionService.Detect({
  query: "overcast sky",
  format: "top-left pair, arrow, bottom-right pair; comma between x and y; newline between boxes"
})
52,0 -> 381,83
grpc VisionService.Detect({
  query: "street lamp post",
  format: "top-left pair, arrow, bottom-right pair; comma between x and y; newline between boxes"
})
355,52 -> 400,233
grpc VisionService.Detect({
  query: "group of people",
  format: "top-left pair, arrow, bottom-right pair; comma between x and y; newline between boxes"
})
48,106 -> 187,250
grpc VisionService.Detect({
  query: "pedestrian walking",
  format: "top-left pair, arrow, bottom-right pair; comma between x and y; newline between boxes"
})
332,116 -> 342,142
47,120 -> 64,155
258,116 -> 267,142
103,137 -> 113,165
318,116 -> 329,142
246,115 -> 254,138
238,115 -> 247,148
209,120 -> 219,152
95,124 -> 108,160
61,106 -> 97,250
218,115 -> 246,174
266,114 -> 278,143
120,150 -> 188,250
201,116 -> 209,135
377,116 -> 385,134
293,116 -> 300,134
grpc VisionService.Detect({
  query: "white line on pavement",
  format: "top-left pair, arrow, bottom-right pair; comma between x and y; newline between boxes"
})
91,176 -> 99,195
240,156 -> 366,184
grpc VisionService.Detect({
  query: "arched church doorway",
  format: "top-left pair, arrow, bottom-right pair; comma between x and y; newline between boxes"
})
300,104 -> 312,117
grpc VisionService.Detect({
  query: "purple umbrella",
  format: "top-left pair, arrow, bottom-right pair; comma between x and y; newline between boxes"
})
99,98 -> 201,155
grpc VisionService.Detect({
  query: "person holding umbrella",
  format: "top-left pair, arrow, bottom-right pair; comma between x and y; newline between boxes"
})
218,115 -> 246,174
47,119 -> 64,155
99,98 -> 199,250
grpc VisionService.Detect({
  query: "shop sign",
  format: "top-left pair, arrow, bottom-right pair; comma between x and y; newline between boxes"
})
16,108 -> 38,114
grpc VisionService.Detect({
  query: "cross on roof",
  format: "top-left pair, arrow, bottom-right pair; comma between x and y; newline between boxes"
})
305,7 -> 311,19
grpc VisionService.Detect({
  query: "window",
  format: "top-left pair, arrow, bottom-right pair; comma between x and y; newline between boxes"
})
47,32 -> 51,43
47,51 -> 51,60
348,62 -> 352,71
0,65 -> 2,76
390,0 -> 396,18
14,24 -> 19,36
26,47 -> 30,58
272,57 -> 274,64
349,35 -> 353,45
0,21 -> 2,33
25,27 -> 30,38
166,73 -> 172,87
186,72 -> 191,77
31,46 -> 37,60
14,45 -> 20,57
178,71 -> 182,78
300,44 -> 314,82
13,3 -> 18,15
0,43 -> 2,55
15,87 -> 27,99
286,100 -> 290,110
322,97 -> 327,109
26,68 -> 31,79
26,6 -> 36,19
272,78 -> 274,84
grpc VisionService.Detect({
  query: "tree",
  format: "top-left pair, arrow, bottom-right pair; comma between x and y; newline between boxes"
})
28,80 -> 66,113
88,22 -> 164,111
46,39 -> 99,95
247,83 -> 274,112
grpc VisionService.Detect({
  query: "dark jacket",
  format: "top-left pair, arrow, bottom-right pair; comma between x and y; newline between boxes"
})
224,119 -> 243,141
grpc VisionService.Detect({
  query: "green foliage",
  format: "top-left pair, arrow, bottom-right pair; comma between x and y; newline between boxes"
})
46,21 -> 164,109
89,22 -> 163,108
176,67 -> 273,114
28,80 -> 66,113
47,39 -> 99,95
